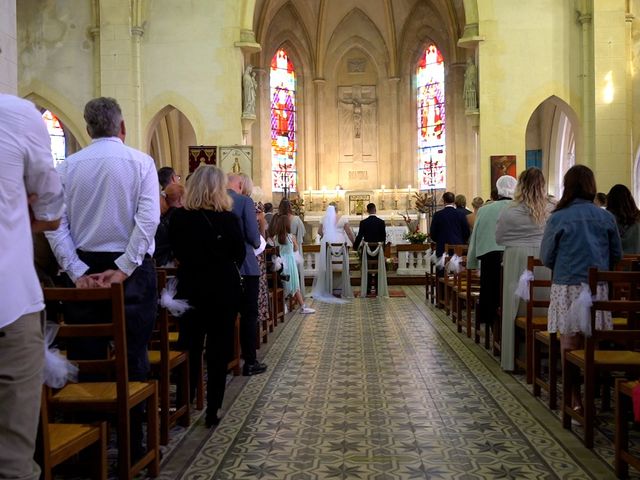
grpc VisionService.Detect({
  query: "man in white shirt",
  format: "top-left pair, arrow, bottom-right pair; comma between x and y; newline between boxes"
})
46,97 -> 160,458
0,94 -> 64,480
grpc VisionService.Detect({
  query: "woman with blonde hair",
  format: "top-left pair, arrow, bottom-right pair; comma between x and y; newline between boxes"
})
496,167 -> 554,371
169,165 -> 245,427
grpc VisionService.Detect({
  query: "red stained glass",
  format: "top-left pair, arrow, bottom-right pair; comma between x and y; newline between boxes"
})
270,49 -> 297,192
416,45 -> 446,189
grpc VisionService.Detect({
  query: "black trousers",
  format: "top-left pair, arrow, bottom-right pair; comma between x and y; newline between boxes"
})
477,250 -> 503,326
63,251 -> 157,457
177,303 -> 236,415
238,275 -> 259,365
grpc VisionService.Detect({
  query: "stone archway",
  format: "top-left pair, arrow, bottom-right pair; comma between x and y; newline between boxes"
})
147,106 -> 197,178
525,96 -> 580,197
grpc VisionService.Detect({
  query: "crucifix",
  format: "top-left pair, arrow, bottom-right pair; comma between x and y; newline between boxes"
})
338,86 -> 377,139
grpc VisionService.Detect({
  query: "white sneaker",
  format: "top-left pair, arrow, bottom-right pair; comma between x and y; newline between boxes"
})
300,306 -> 316,314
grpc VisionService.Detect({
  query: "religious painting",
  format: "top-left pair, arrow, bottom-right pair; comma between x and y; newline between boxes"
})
188,146 -> 216,173
490,155 -> 517,188
270,49 -> 297,193
416,44 -> 446,190
218,146 -> 252,176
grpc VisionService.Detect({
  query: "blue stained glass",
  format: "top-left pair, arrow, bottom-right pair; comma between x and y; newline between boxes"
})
416,44 -> 446,190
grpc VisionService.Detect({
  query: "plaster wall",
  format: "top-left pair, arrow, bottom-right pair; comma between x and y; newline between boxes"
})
17,0 -> 93,144
0,0 -> 17,94
477,0 -> 582,196
593,0 -> 631,192
17,0 -> 247,158
142,0 -> 244,148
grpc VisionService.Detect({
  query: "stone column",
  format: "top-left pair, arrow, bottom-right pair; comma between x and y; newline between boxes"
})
578,6 -> 595,170
388,77 -> 400,189
0,0 -> 17,94
593,0 -> 630,189
98,0 -> 142,148
313,78 -> 326,190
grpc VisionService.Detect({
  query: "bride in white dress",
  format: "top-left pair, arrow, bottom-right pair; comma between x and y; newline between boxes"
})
311,204 -> 354,302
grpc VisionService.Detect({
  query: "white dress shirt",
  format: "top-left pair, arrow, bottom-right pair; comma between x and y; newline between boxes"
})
46,137 -> 160,281
0,94 -> 65,328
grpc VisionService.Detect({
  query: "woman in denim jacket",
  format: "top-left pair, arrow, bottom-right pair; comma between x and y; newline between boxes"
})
540,165 -> 622,410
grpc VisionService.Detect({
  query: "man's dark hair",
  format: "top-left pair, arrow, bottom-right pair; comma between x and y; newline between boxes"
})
366,203 -> 376,214
158,167 -> 175,189
442,192 -> 455,204
84,97 -> 123,138
264,202 -> 273,213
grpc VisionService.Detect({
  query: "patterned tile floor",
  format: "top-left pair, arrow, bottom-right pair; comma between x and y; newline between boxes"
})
157,287 -> 618,479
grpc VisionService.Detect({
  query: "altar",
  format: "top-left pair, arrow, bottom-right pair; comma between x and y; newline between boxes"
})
302,188 -> 418,217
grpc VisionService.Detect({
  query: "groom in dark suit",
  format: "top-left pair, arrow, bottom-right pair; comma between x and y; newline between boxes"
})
353,203 -> 387,251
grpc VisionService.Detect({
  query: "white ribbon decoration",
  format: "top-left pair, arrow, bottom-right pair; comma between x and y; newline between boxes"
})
514,270 -> 535,301
43,322 -> 78,388
436,253 -> 447,269
446,254 -> 462,274
567,282 -> 594,337
360,243 -> 389,297
159,277 -> 192,317
254,235 -> 267,256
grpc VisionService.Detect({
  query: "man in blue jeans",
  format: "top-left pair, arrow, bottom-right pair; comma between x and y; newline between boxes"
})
228,174 -> 267,376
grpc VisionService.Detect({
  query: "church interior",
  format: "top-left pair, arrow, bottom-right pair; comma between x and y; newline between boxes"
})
4,0 -> 640,478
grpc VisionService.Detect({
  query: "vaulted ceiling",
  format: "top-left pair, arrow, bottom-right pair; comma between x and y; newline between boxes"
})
254,0 -> 466,78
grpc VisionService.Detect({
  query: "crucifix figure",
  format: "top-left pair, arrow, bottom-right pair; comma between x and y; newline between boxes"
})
339,88 -> 377,139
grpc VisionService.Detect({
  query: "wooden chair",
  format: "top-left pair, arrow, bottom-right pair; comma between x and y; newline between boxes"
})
43,283 -> 160,479
514,256 -> 551,384
438,244 -> 468,316
424,241 -> 437,304
360,242 -> 390,297
450,256 -> 467,331
257,250 -> 274,341
265,246 -> 285,325
614,379 -> 640,478
149,270 -> 190,445
37,387 -> 107,480
520,258 -> 558,408
562,268 -> 640,448
453,260 -> 481,338
156,267 -> 204,410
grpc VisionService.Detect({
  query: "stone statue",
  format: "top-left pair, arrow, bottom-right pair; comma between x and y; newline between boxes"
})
242,65 -> 257,116
463,57 -> 478,111
339,95 -> 377,139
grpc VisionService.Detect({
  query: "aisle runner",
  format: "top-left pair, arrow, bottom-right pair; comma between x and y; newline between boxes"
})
172,290 -> 600,479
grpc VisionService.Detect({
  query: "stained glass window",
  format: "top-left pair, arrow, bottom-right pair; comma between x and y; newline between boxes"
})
42,110 -> 66,168
270,49 -> 297,193
416,44 -> 446,190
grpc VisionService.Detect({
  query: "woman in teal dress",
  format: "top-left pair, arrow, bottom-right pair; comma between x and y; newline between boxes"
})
272,214 -> 315,314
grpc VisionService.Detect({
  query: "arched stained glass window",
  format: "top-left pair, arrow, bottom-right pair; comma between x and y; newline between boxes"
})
270,49 -> 297,193
416,44 -> 445,190
42,110 -> 66,168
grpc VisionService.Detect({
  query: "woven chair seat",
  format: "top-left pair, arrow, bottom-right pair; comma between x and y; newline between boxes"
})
52,382 -> 152,403
567,350 -> 640,366
515,316 -> 547,329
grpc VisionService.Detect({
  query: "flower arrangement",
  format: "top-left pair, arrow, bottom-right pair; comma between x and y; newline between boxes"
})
413,192 -> 434,213
400,211 -> 428,244
290,197 -> 305,219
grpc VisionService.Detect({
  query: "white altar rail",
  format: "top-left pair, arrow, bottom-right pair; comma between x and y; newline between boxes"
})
302,243 -> 429,278
396,244 -> 430,276
303,245 -> 321,277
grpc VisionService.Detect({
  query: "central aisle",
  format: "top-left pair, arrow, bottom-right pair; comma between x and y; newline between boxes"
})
161,287 -> 614,479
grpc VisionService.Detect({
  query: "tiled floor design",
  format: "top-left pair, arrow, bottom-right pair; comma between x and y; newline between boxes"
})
166,287 -> 617,480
